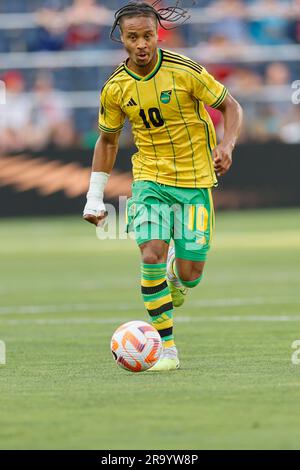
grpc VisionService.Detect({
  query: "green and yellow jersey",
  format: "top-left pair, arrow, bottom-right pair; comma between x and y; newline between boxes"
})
99,48 -> 228,188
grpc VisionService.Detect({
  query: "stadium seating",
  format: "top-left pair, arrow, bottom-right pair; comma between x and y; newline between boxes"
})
0,0 -> 299,149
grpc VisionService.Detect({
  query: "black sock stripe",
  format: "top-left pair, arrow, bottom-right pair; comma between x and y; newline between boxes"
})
158,327 -> 173,338
147,302 -> 173,317
141,280 -> 168,295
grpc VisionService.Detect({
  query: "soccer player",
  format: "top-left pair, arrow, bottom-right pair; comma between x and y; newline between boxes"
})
83,1 -> 243,371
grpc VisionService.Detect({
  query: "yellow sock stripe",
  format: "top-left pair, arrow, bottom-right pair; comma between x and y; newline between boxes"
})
144,294 -> 172,311
163,339 -> 175,348
141,277 -> 166,288
151,318 -> 173,331
152,312 -> 172,324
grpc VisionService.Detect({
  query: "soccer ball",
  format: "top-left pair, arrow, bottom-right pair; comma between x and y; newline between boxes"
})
111,320 -> 163,372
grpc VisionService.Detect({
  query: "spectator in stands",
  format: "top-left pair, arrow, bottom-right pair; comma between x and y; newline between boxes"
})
198,0 -> 249,64
34,0 -> 110,51
0,71 -> 33,153
246,61 -> 292,141
34,0 -> 66,51
265,62 -> 291,87
0,70 -> 76,152
208,0 -> 250,44
290,0 -> 300,43
248,0 -> 292,45
264,61 -> 292,120
220,67 -> 263,141
64,0 -> 110,49
227,67 -> 264,95
279,107 -> 300,143
30,71 -> 77,149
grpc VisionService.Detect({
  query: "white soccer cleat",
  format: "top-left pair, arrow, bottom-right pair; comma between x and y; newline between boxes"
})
147,346 -> 180,372
167,245 -> 182,288
166,245 -> 188,308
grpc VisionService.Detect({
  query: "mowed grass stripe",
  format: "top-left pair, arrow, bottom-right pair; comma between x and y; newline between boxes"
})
0,296 -> 299,315
1,315 -> 300,326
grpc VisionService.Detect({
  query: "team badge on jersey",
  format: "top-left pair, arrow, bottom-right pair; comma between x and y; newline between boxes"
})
160,90 -> 172,104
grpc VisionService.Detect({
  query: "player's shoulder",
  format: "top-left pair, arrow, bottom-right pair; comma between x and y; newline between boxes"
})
101,63 -> 127,93
161,49 -> 204,75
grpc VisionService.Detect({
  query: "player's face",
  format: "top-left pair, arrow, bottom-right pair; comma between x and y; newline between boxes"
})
121,15 -> 158,71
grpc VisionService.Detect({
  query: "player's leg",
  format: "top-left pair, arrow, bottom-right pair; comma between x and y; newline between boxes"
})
167,188 -> 214,306
169,258 -> 205,288
166,244 -> 188,307
139,239 -> 173,349
139,239 -> 179,371
166,248 -> 205,307
126,181 -> 179,370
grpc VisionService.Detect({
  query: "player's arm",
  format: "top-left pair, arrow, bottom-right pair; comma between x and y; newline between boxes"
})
212,94 -> 243,176
190,65 -> 243,176
83,130 -> 120,226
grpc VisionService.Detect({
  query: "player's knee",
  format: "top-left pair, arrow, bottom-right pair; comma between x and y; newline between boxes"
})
142,252 -> 163,264
177,265 -> 204,287
192,264 -> 204,279
140,240 -> 168,264
140,247 -> 165,264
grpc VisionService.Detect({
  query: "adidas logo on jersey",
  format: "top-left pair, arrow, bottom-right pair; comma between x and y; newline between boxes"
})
126,98 -> 137,107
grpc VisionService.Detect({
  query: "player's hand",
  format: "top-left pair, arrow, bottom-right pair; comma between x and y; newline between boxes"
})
83,199 -> 108,227
212,143 -> 233,176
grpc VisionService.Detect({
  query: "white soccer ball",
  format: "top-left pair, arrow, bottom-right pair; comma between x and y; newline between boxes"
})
111,320 -> 163,372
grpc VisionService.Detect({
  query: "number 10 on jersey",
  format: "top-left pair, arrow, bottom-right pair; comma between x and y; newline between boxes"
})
139,108 -> 164,128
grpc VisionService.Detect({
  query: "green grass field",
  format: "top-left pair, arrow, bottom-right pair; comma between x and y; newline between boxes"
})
0,208 -> 299,450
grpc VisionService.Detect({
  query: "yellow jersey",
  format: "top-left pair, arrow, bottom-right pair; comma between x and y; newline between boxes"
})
98,48 -> 228,188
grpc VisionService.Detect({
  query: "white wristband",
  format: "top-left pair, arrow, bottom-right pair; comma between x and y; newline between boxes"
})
86,171 -> 109,200
83,171 -> 109,217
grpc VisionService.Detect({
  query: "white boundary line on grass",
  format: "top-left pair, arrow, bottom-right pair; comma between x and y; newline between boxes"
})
0,297 -> 299,315
1,315 -> 300,326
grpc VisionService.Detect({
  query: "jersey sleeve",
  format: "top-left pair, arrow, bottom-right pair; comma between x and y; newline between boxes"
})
98,82 -> 125,133
191,67 -> 228,109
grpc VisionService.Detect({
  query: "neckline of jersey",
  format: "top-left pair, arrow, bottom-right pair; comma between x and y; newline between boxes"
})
124,48 -> 163,82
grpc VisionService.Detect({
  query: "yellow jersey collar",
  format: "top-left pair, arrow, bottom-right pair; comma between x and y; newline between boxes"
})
124,49 -> 162,81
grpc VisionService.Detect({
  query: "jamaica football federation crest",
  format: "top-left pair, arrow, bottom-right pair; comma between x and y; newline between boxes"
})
160,90 -> 172,104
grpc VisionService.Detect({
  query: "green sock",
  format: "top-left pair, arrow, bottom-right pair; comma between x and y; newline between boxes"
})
141,262 -> 175,349
179,275 -> 203,288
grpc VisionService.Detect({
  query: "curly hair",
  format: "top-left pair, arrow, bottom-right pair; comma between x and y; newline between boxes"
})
110,1 -> 190,43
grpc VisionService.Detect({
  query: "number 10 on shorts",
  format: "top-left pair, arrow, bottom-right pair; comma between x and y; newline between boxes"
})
188,205 -> 208,244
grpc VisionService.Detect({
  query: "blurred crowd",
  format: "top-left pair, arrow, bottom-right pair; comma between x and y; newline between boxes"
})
0,0 -> 300,152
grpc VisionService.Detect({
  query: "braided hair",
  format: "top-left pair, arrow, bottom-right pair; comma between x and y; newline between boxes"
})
110,1 -> 190,43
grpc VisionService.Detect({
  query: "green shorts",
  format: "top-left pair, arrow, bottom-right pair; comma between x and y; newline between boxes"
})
126,180 -> 215,261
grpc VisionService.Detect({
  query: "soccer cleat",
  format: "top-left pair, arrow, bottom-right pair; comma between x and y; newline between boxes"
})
167,280 -> 188,308
147,347 -> 180,372
167,245 -> 182,288
166,245 -> 188,307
